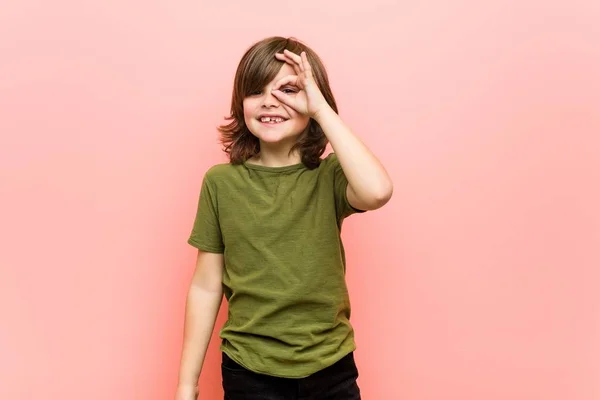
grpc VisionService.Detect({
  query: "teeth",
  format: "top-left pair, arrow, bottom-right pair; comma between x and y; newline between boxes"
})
260,117 -> 284,123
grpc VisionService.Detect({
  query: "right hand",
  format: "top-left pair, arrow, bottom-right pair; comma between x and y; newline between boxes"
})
175,383 -> 199,400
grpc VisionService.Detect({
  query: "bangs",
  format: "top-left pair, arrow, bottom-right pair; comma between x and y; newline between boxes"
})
241,55 -> 282,97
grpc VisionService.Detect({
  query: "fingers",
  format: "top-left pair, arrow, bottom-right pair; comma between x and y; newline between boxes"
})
275,50 -> 311,77
272,74 -> 299,91
299,51 -> 313,79
270,88 -> 296,109
275,52 -> 301,75
283,49 -> 304,71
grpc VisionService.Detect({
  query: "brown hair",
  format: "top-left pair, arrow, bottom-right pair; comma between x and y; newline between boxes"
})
218,36 -> 338,169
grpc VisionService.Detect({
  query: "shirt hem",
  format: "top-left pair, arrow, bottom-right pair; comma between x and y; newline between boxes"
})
187,238 -> 224,253
219,342 -> 357,379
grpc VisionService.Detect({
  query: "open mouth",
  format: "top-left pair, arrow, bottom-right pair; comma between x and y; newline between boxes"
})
258,116 -> 287,124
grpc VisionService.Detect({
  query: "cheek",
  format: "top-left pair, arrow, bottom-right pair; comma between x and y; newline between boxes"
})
282,105 -> 309,126
295,115 -> 310,129
242,100 -> 255,124
282,104 -> 297,118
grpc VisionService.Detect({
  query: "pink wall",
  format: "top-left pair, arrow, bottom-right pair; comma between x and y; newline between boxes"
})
1,0 -> 599,399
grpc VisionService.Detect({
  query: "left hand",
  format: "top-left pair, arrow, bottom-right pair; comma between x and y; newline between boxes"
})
272,50 -> 331,119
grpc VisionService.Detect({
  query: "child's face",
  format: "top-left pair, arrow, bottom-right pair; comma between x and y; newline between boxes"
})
243,63 -> 310,146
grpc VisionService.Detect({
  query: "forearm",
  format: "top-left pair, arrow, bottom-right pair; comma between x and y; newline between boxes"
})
177,284 -> 223,387
315,106 -> 393,208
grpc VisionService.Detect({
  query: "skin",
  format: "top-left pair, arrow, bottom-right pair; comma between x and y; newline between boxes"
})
263,49 -> 393,211
242,62 -> 310,167
175,48 -> 393,400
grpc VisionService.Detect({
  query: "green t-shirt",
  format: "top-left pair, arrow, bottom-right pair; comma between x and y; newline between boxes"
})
187,152 -> 364,378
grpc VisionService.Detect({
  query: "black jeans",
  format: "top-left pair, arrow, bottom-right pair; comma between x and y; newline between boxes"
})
221,352 -> 361,400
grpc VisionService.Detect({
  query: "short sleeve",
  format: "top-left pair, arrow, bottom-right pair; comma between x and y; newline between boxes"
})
187,173 -> 224,253
327,153 -> 366,221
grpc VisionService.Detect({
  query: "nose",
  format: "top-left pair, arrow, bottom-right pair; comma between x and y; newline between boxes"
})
261,90 -> 280,108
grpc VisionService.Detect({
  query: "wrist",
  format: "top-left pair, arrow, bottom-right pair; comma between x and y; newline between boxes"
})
177,379 -> 198,389
312,104 -> 335,124
177,382 -> 198,391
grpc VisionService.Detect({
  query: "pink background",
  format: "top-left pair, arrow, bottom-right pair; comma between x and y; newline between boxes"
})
1,0 -> 599,399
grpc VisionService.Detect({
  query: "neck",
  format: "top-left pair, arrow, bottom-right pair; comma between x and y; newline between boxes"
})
250,141 -> 302,168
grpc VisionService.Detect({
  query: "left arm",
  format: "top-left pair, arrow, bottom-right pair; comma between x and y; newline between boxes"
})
314,106 -> 393,211
272,49 -> 393,210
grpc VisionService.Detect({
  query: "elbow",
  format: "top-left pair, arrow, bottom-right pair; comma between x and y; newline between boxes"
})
373,182 -> 393,208
349,179 -> 394,211
364,182 -> 393,210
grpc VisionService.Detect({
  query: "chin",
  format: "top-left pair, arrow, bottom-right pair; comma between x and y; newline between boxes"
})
249,126 -> 302,145
256,133 -> 298,145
